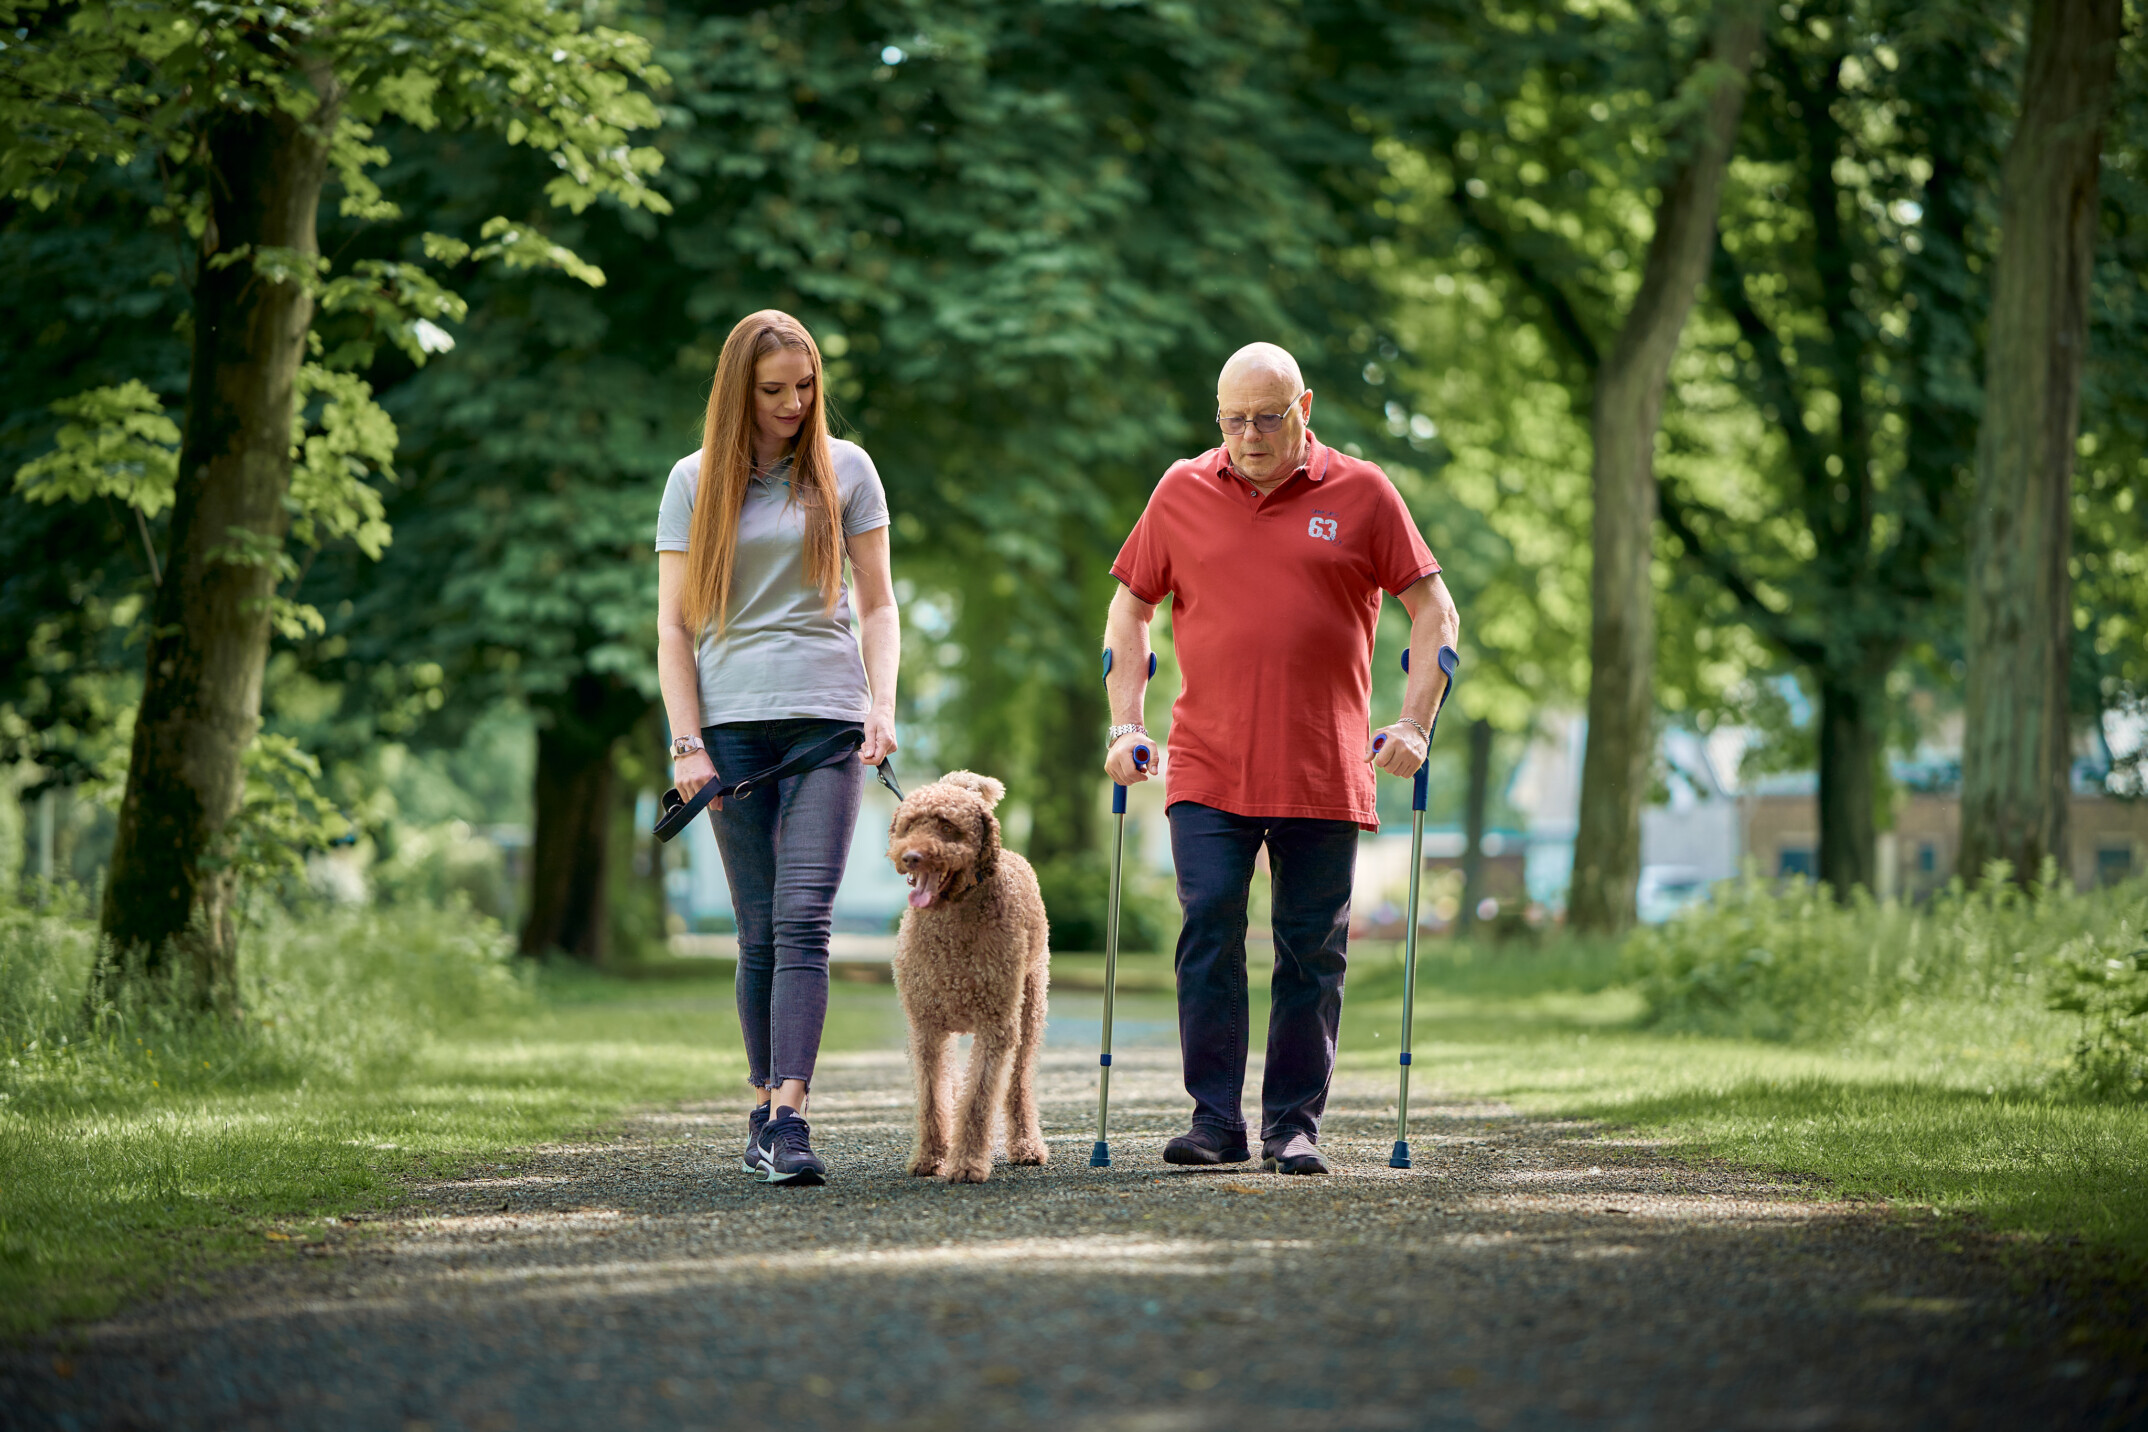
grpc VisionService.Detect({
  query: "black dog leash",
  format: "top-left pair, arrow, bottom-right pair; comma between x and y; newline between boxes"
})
654,729 -> 903,843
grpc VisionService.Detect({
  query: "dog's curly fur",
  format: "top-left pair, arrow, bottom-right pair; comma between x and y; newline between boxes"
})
887,771 -> 1050,1184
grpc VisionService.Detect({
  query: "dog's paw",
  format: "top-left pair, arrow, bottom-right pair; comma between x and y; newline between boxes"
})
1008,1141 -> 1049,1167
907,1154 -> 945,1178
944,1158 -> 992,1184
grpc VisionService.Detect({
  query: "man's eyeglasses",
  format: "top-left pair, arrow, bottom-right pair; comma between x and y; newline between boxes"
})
1216,392 -> 1305,436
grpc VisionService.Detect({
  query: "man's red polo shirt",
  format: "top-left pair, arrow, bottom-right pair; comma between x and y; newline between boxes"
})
1110,435 -> 1439,830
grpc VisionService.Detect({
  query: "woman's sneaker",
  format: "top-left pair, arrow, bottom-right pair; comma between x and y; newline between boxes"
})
741,1103 -> 770,1173
752,1109 -> 827,1186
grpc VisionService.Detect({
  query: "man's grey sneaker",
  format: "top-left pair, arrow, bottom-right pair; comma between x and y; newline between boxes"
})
1164,1125 -> 1251,1166
1262,1132 -> 1331,1175
754,1109 -> 827,1186
741,1102 -> 770,1173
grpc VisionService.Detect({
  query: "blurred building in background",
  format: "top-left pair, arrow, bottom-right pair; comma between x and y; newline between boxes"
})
1415,713 -> 2148,926
652,713 -> 2148,951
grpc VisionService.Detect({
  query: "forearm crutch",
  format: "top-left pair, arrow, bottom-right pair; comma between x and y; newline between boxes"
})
1091,647 -> 1153,1169
1370,644 -> 1460,1170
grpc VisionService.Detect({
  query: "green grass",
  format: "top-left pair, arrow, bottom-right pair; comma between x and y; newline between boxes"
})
0,938 -> 757,1338
1338,937 -> 2148,1263
6,895 -> 2147,1341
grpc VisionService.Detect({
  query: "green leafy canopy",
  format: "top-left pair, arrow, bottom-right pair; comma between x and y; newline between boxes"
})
1,0 -> 672,561
0,0 -> 670,218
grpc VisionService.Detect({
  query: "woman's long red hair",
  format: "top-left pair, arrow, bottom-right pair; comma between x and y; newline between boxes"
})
681,310 -> 843,636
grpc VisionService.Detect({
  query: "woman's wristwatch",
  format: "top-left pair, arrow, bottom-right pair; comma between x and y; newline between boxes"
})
671,734 -> 705,760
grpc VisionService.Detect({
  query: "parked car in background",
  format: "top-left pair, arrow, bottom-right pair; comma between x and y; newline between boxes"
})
1636,864 -> 1711,925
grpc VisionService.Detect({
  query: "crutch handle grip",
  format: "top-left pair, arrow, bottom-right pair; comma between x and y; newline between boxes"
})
1107,650 -> 1157,813
1374,712 -> 1426,811
1112,747 -> 1150,813
1396,647 -> 1460,811
1371,729 -> 1428,810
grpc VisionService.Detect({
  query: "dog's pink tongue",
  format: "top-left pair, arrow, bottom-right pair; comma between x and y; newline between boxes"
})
908,884 -> 934,909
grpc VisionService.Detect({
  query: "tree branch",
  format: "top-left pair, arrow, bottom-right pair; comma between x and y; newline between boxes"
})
1657,478 -> 1826,666
1775,39 -> 1871,558
1442,137 -> 1603,377
1711,239 -> 1830,492
1884,24 -> 1983,600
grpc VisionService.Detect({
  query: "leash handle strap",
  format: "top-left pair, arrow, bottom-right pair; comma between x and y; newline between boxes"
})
656,728 -> 889,843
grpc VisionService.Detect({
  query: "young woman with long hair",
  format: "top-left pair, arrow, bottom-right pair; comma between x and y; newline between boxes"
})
655,309 -> 899,1185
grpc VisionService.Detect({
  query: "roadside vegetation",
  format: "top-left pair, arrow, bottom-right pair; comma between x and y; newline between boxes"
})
6,873 -> 2147,1338
1346,873 -> 2148,1261
0,897 -> 743,1337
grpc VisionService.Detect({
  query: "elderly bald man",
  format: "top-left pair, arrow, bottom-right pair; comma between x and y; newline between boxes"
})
1103,342 -> 1460,1174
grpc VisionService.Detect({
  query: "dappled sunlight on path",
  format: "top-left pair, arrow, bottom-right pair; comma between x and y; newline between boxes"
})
5,1000 -> 2127,1431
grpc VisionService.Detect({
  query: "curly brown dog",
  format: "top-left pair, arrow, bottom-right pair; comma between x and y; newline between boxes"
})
886,771 -> 1050,1184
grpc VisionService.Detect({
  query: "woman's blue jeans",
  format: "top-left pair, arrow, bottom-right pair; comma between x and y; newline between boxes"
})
702,719 -> 864,1090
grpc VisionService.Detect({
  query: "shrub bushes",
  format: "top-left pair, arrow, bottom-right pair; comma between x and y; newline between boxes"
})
0,898 -> 525,1111
2049,936 -> 2148,1098
1623,871 -> 2148,1096
369,820 -> 516,923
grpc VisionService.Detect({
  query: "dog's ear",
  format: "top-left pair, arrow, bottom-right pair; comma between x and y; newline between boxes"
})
974,804 -> 1002,884
939,770 -> 1006,810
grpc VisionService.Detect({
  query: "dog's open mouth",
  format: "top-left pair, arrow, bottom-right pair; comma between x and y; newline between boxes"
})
905,871 -> 957,909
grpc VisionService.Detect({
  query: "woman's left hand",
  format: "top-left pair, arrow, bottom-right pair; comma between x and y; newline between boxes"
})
861,708 -> 898,766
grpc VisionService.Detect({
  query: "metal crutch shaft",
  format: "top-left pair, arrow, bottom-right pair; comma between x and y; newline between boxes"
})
1372,645 -> 1459,1170
1394,768 -> 1427,1166
1091,647 -> 1155,1168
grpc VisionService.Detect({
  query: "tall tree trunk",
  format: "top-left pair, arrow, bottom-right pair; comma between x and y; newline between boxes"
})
1570,3 -> 1764,933
1816,672 -> 1881,896
97,83 -> 344,1008
520,676 -> 649,962
1458,717 -> 1493,934
636,704 -> 673,954
1961,0 -> 2121,887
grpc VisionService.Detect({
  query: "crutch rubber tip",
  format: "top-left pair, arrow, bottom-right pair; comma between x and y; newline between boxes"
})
1089,1142 -> 1111,1168
1389,1140 -> 1412,1169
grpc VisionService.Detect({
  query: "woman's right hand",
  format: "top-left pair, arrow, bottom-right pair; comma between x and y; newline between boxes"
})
674,750 -> 720,807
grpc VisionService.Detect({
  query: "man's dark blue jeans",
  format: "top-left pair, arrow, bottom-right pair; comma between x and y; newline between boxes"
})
1167,800 -> 1358,1144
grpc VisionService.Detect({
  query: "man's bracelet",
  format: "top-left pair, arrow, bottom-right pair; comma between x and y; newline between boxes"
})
1393,717 -> 1431,744
1107,723 -> 1148,745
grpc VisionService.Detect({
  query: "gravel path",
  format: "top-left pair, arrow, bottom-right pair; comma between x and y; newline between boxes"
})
6,1004 -> 2136,1431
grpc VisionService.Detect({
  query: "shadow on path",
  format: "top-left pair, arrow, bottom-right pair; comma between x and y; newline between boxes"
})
4,1032 -> 2132,1430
